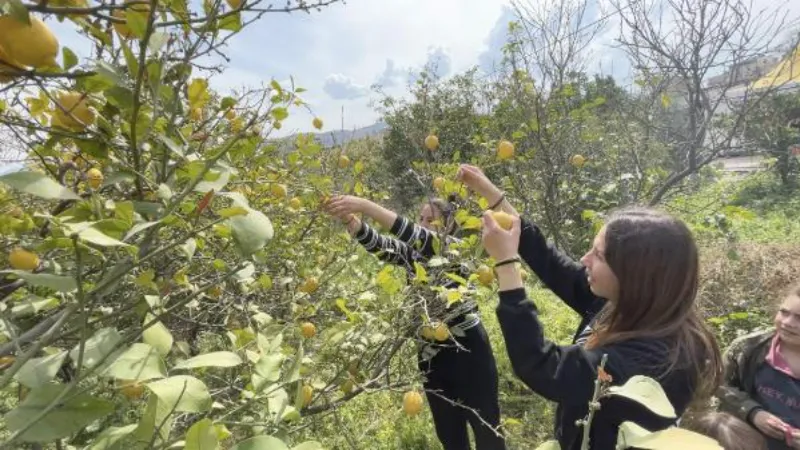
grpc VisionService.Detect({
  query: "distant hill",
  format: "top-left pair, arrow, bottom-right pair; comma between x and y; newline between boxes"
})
280,121 -> 389,148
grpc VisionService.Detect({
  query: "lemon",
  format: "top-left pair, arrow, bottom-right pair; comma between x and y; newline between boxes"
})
270,183 -> 287,199
301,384 -> 314,406
424,134 -> 439,151
338,155 -> 350,169
86,168 -> 103,189
112,1 -> 152,40
432,322 -> 449,342
403,391 -> 424,416
0,44 -> 22,84
289,197 -> 302,210
0,15 -> 58,69
491,211 -> 514,231
226,0 -> 243,8
312,117 -> 323,130
300,321 -> 316,338
119,380 -> 145,400
476,265 -> 494,286
9,247 -> 39,271
570,154 -> 586,168
298,276 -> 319,294
432,177 -> 445,191
52,91 -> 95,131
497,140 -> 515,160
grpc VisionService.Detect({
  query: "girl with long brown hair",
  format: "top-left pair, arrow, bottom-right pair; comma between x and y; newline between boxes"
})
457,163 -> 723,450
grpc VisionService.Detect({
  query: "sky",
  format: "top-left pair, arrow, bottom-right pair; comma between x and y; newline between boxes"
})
37,0 -> 800,139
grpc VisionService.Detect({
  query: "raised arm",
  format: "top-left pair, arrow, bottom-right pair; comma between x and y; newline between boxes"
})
458,165 -> 602,318
338,215 -> 421,271
517,219 -> 603,319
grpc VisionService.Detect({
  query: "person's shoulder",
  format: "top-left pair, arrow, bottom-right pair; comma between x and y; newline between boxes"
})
725,328 -> 774,355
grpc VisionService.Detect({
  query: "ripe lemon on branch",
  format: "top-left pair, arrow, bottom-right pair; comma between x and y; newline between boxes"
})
0,15 -> 59,69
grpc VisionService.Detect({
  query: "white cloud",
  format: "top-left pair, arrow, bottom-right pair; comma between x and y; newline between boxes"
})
425,47 -> 453,78
323,73 -> 370,99
375,59 -> 404,88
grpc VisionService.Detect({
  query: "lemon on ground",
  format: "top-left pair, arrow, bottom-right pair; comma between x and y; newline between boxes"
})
403,391 -> 424,416
9,247 -> 39,271
0,15 -> 58,69
433,177 -> 445,191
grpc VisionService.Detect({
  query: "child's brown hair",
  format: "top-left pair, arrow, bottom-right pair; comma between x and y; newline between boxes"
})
688,411 -> 766,450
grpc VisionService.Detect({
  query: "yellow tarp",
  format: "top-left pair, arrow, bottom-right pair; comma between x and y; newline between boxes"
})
752,46 -> 800,89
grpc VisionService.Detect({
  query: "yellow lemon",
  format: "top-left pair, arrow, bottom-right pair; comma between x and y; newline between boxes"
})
491,211 -> 514,231
403,391 -> 424,416
86,168 -> 103,189
570,154 -> 586,168
119,380 -> 145,400
300,321 -> 316,339
270,183 -> 287,199
9,248 -> 39,271
52,91 -> 95,131
476,265 -> 494,287
432,322 -> 449,342
0,15 -> 58,69
338,155 -> 350,169
289,197 -> 302,209
312,117 -> 323,130
0,44 -> 22,84
298,276 -> 319,294
301,384 -> 314,406
432,177 -> 445,191
497,140 -> 515,160
424,134 -> 439,151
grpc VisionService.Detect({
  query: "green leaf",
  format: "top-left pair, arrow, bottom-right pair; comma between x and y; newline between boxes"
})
87,424 -> 138,450
0,171 -> 80,200
120,39 -> 138,75
146,375 -> 212,413
291,442 -> 324,450
6,0 -> 30,25
95,61 -> 125,87
219,12 -> 242,31
149,31 -> 169,53
174,351 -> 243,370
616,422 -> 722,449
230,207 -> 274,256
219,206 -> 249,218
188,78 -> 210,110
126,8 -> 149,39
11,296 -> 59,318
5,384 -> 114,442
123,220 -> 160,242
185,418 -> 220,450
63,222 -> 130,247
10,271 -> 77,293
158,133 -> 187,159
607,375 -> 676,419
231,436 -> 289,450
143,313 -> 173,357
195,166 -> 233,192
252,353 -> 283,391
105,343 -> 167,381
271,107 -> 288,121
181,238 -> 197,259
62,47 -> 78,70
132,395 -> 172,446
220,97 -> 237,110
14,351 -> 68,388
71,327 -> 124,372
533,441 -> 561,450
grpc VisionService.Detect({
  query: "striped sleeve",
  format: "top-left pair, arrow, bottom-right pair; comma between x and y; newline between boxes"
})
353,221 -> 420,270
389,216 -> 439,259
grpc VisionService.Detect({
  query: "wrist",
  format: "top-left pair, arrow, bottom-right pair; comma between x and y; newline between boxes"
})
495,264 -> 523,291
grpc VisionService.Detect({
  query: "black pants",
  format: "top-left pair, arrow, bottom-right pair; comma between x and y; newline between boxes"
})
417,321 -> 506,450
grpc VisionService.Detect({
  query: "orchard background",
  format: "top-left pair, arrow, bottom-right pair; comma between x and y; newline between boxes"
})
0,0 -> 800,448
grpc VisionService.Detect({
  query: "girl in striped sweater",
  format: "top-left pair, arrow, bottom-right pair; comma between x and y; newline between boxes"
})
324,194 -> 506,450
